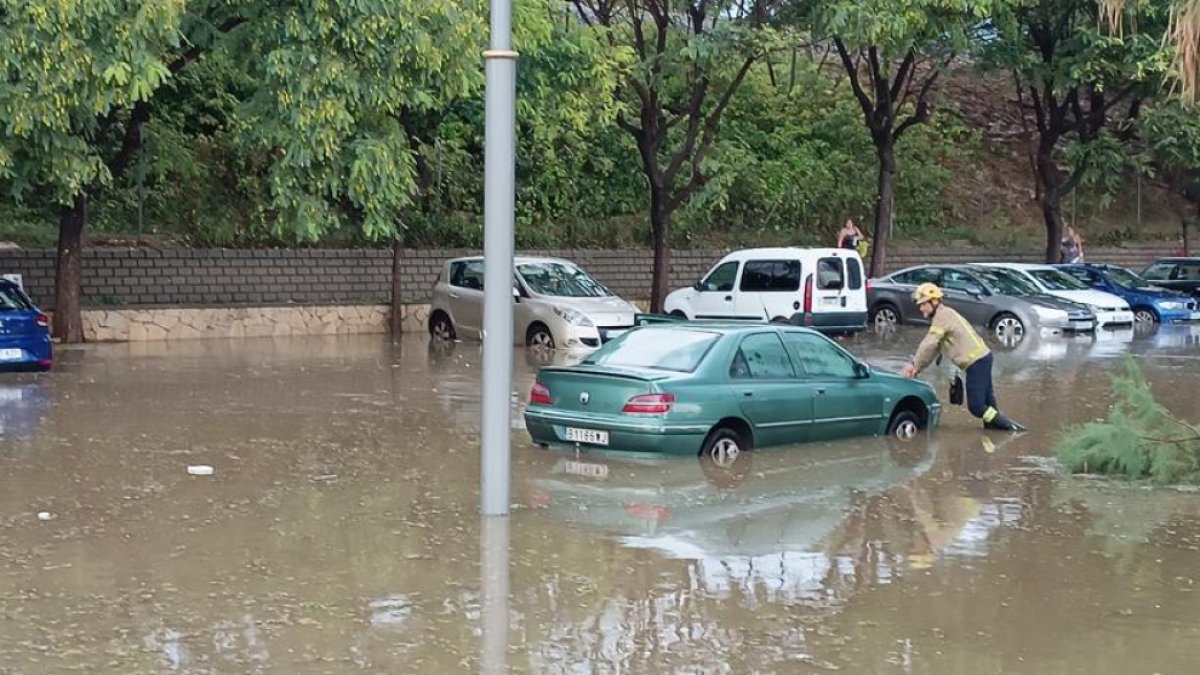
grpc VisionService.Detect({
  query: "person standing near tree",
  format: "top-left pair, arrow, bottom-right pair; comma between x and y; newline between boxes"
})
1060,225 -> 1084,263
837,218 -> 864,251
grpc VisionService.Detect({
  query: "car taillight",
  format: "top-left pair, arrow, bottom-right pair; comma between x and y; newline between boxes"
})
35,313 -> 49,329
622,393 -> 674,414
802,275 -> 813,323
530,382 -> 552,405
624,503 -> 671,522
866,279 -> 874,293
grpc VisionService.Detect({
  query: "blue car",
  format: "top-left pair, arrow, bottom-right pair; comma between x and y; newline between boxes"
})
1057,263 -> 1199,325
0,279 -> 52,372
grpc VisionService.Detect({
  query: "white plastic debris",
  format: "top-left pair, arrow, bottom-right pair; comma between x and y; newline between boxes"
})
37,511 -> 54,521
187,465 -> 214,476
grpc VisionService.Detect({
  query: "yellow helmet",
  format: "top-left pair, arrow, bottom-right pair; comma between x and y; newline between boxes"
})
912,282 -> 944,304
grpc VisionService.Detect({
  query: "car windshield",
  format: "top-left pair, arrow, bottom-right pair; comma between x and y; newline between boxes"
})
973,268 -> 1040,296
0,284 -> 34,312
517,262 -> 610,298
581,329 -> 719,372
1028,269 -> 1090,291
1105,266 -> 1149,289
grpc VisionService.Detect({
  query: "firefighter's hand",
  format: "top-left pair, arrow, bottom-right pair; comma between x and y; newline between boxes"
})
900,364 -> 917,378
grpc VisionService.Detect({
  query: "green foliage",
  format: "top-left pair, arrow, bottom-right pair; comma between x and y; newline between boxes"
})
1057,358 -> 1200,484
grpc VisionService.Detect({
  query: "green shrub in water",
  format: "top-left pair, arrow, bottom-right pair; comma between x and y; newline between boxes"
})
1056,358 -> 1200,485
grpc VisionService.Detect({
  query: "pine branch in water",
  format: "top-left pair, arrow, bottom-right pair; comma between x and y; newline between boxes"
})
1056,358 -> 1200,484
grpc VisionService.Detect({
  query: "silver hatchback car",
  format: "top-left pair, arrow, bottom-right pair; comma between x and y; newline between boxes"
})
428,256 -> 640,350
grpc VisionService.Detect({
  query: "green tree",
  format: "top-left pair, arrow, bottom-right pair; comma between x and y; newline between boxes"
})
570,0 -> 781,312
803,0 -> 992,276
1099,0 -> 1200,105
985,0 -> 1170,263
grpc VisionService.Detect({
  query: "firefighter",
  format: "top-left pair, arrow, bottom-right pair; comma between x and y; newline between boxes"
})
900,283 -> 1025,431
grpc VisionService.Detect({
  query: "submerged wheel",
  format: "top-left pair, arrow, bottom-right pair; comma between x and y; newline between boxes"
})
526,323 -> 555,350
698,426 -> 754,489
428,312 -> 456,341
1132,307 -> 1158,325
887,409 -> 922,440
870,304 -> 900,330
991,313 -> 1025,345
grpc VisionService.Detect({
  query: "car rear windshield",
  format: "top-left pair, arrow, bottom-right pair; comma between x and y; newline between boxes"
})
0,284 -> 34,312
1029,269 -> 1089,291
582,329 -> 719,372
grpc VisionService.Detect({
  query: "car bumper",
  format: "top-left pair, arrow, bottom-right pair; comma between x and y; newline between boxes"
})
0,338 -> 52,370
1094,310 -> 1134,326
1039,316 -> 1096,332
1157,307 -> 1199,323
790,311 -> 868,333
524,408 -> 707,455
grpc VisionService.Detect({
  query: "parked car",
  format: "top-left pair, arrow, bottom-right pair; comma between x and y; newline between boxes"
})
663,247 -> 867,334
1138,257 -> 1200,298
428,256 -> 639,350
0,278 -> 52,372
974,262 -> 1133,327
524,323 -> 941,461
1056,263 -> 1200,324
867,264 -> 1096,342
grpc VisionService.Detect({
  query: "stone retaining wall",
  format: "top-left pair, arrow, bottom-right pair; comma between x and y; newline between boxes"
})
79,304 -> 432,342
0,242 -> 1176,313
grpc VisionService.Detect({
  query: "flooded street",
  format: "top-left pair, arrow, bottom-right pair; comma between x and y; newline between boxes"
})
2,326 -> 1199,673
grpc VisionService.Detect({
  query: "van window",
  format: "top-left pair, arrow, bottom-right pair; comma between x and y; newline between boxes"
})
816,258 -> 844,291
739,260 -> 802,292
846,257 -> 863,290
701,261 -> 739,292
450,260 -> 485,291
730,333 -> 795,379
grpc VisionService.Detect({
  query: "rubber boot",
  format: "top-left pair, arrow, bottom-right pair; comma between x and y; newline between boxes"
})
984,412 -> 1026,432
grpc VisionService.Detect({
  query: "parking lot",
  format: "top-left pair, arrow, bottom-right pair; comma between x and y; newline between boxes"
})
1,326 -> 1199,673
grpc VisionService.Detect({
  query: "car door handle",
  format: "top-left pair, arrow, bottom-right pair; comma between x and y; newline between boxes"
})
741,391 -> 754,397
724,296 -> 733,302
449,292 -> 460,299
816,388 -> 826,395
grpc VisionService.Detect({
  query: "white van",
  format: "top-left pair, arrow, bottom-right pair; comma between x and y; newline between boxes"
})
664,247 -> 868,333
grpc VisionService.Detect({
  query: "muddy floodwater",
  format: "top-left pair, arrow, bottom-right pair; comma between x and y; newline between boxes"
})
2,325 -> 1199,673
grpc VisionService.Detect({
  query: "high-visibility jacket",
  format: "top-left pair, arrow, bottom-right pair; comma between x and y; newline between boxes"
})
911,304 -> 990,372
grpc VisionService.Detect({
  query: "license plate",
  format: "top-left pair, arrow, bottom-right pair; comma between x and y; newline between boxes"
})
602,329 -> 626,340
565,427 -> 609,446
0,348 -> 23,361
821,296 -> 838,306
560,460 -> 609,479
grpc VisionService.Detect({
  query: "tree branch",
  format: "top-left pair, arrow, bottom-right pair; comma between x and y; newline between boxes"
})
834,39 -> 875,124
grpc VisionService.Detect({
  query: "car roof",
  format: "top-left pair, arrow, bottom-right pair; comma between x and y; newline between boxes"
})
720,247 -> 858,260
445,255 -> 578,266
972,262 -> 1056,271
1150,257 -> 1200,263
636,322 -> 825,337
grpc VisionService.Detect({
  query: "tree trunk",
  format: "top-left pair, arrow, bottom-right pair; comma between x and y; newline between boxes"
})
390,236 -> 404,343
1035,138 -> 1064,263
648,185 -> 671,313
869,138 -> 897,278
53,195 -> 87,343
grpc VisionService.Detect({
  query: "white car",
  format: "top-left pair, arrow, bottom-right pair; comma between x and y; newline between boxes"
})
429,256 -> 639,350
663,247 -> 868,333
975,262 -> 1134,327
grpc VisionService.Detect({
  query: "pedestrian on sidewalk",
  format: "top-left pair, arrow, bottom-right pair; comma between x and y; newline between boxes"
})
837,218 -> 864,251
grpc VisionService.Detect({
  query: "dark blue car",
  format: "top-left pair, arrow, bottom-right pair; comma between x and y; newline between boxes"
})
0,280 -> 52,372
1057,263 -> 1199,325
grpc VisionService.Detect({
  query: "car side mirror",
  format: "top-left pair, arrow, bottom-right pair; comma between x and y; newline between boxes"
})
512,286 -> 520,302
854,362 -> 871,379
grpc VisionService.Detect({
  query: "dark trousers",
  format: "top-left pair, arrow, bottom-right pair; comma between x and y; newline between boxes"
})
964,353 -> 998,420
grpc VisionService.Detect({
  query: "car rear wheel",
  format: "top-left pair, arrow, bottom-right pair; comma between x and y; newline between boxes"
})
1133,307 -> 1158,324
870,304 -> 900,330
991,313 -> 1025,345
669,310 -> 688,319
429,312 -> 456,341
700,426 -> 751,468
887,409 -> 922,440
526,323 -> 555,351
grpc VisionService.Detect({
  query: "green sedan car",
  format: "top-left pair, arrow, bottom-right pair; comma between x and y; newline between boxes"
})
524,323 -> 942,462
